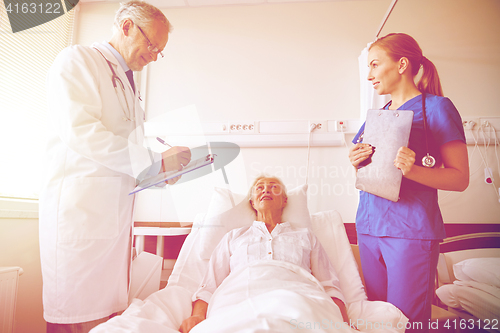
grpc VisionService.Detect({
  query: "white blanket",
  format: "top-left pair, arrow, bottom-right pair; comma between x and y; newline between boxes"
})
92,261 -> 407,333
191,261 -> 406,333
192,260 -> 348,332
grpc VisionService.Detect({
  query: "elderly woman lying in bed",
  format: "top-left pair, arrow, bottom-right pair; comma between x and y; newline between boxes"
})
180,176 -> 350,333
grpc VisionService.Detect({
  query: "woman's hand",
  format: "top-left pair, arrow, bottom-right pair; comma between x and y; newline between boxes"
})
179,314 -> 205,333
394,146 -> 416,176
180,300 -> 208,333
349,143 -> 374,169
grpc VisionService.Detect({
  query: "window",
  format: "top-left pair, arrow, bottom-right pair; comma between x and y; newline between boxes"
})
0,1 -> 75,199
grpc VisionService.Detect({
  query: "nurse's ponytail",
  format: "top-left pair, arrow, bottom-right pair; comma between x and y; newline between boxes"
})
370,33 -> 444,97
418,56 -> 443,97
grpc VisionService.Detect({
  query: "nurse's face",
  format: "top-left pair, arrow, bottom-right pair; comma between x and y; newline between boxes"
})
367,46 -> 401,96
124,19 -> 169,72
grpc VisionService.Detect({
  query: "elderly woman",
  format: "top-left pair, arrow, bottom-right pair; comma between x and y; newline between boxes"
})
180,176 -> 349,333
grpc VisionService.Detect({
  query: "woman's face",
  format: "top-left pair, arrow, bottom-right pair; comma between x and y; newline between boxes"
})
250,178 -> 287,214
367,45 -> 401,95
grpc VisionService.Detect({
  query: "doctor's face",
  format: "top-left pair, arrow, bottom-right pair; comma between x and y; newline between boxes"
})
367,46 -> 401,96
125,19 -> 169,72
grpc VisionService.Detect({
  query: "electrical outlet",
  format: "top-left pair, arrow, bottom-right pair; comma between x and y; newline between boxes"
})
335,120 -> 348,132
462,119 -> 477,130
228,121 -> 256,133
309,121 -> 327,133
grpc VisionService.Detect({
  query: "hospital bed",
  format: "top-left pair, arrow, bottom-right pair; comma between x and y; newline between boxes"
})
435,232 -> 500,333
92,184 -> 408,332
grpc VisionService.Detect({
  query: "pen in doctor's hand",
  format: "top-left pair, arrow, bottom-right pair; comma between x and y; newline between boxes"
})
156,137 -> 172,147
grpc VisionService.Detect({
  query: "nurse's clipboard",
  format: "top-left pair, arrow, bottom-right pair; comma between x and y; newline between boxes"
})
355,109 -> 413,202
129,154 -> 215,195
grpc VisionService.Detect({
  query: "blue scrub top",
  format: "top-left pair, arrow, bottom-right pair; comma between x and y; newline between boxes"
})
353,94 -> 465,240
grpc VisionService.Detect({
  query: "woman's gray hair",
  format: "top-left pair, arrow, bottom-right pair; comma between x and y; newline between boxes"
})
113,0 -> 172,34
247,175 -> 288,213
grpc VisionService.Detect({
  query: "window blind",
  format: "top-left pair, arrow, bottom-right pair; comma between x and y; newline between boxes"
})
0,0 -> 75,199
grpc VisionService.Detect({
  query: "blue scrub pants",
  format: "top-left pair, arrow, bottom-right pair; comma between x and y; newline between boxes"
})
358,233 -> 439,333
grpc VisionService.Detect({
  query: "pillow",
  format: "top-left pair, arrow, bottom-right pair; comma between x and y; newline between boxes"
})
198,184 -> 311,259
310,210 -> 367,304
453,257 -> 500,288
435,284 -> 462,309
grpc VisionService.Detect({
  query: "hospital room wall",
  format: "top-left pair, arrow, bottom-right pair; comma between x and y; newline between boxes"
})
74,0 -> 500,225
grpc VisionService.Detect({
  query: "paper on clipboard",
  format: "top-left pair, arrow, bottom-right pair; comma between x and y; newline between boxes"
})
355,109 -> 413,202
129,154 -> 215,195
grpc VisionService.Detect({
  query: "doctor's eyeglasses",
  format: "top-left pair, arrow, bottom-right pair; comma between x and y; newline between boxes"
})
134,22 -> 164,59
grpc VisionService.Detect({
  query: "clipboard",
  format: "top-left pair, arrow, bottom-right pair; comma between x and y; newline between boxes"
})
355,109 -> 413,202
129,154 -> 215,195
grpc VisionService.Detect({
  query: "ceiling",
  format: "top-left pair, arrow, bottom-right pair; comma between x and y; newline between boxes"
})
78,0 -> 351,9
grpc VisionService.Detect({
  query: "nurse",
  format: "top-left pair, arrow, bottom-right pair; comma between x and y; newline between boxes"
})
349,33 -> 469,332
40,1 -> 190,332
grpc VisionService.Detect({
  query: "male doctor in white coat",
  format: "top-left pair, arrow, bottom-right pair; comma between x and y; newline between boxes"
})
39,1 -> 190,332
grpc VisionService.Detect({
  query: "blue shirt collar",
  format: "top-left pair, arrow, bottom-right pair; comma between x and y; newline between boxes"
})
103,41 -> 130,72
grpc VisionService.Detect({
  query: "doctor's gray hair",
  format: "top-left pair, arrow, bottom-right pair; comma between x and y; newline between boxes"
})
113,0 -> 172,34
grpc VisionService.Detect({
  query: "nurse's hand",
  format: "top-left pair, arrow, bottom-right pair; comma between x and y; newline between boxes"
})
394,146 -> 415,176
349,143 -> 374,168
161,147 -> 191,184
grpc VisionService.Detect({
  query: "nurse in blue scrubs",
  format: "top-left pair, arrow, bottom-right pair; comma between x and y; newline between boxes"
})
349,33 -> 469,332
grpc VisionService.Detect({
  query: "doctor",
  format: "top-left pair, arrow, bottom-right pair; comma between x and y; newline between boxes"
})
39,1 -> 190,332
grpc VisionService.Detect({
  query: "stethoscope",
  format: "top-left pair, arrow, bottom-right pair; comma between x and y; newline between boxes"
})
420,93 -> 436,167
357,93 -> 436,168
94,47 -> 134,121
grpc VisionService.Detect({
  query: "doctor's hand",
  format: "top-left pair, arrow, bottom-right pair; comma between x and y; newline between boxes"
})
394,146 -> 415,176
161,146 -> 191,184
349,143 -> 374,169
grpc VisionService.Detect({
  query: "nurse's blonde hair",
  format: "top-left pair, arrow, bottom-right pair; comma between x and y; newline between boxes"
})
113,0 -> 172,34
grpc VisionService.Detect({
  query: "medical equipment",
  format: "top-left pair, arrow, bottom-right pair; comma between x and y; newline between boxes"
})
485,167 -> 494,184
421,93 -> 436,167
93,47 -> 134,121
468,121 -> 500,203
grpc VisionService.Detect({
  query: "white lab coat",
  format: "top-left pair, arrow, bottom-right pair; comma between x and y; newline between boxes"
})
39,42 -> 160,324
